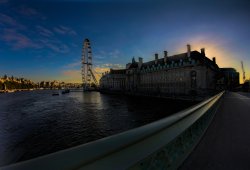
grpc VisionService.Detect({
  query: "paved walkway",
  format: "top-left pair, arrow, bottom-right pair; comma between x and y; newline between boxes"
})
180,92 -> 250,170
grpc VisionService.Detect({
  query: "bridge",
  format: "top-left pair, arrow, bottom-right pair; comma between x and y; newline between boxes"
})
180,92 -> 250,170
1,91 -> 250,170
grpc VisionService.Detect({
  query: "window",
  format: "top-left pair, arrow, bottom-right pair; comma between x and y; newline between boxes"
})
191,71 -> 197,88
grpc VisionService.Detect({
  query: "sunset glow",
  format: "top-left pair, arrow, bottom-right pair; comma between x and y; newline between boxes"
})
0,0 -> 249,84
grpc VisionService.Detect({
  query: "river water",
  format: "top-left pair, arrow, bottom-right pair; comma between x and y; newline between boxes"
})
0,90 -> 197,166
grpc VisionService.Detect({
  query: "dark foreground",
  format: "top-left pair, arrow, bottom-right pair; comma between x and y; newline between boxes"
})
180,92 -> 250,170
0,90 -> 196,167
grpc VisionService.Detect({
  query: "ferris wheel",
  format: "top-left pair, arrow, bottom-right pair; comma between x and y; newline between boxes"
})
81,39 -> 98,90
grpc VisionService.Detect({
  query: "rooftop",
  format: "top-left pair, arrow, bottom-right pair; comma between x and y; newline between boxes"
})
127,50 -> 219,71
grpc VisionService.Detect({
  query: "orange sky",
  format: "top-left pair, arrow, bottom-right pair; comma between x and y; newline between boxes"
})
175,36 -> 249,84
61,48 -> 249,84
59,35 -> 249,84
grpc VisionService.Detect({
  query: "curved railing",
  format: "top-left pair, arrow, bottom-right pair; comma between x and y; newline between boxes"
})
1,91 -> 224,170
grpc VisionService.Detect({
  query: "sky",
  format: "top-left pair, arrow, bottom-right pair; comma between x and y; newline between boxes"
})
0,0 -> 250,83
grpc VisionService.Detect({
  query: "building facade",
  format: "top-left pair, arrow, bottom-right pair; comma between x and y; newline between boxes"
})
100,69 -> 126,92
100,45 -> 223,98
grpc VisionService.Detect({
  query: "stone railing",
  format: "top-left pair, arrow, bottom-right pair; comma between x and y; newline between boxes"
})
1,91 -> 224,170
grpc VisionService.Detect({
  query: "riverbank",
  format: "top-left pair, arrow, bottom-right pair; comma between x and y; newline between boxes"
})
0,89 -> 35,93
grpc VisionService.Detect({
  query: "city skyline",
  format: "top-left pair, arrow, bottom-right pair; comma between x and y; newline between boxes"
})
0,0 -> 250,83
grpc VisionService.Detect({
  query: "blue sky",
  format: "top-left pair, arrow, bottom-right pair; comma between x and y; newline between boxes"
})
0,0 -> 250,83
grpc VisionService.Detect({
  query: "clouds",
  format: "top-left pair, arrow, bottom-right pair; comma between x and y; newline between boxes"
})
16,5 -> 47,20
0,13 -> 41,50
0,6 -> 77,54
97,63 -> 124,69
0,13 -> 26,30
35,24 -> 77,53
0,1 -> 78,53
61,66 -> 110,83
39,38 -> 70,53
36,26 -> 54,37
54,26 -> 77,36
94,67 -> 110,74
1,0 -> 249,84
62,70 -> 81,79
64,61 -> 81,69
61,61 -> 81,82
2,29 -> 41,49
108,49 -> 121,59
35,25 -> 77,53
0,13 -> 36,49
46,42 -> 70,54
96,49 -> 121,59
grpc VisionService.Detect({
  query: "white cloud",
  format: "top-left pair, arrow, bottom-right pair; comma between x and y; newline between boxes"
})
39,38 -> 70,53
1,29 -> 41,49
36,25 -> 54,37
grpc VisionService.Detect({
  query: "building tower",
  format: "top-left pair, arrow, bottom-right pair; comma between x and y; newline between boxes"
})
81,38 -> 98,90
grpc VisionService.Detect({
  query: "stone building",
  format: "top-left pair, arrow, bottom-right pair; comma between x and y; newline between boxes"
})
100,45 -> 221,98
217,68 -> 239,90
100,69 -> 126,92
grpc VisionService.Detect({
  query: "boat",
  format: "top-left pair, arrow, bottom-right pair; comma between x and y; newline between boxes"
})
52,92 -> 60,96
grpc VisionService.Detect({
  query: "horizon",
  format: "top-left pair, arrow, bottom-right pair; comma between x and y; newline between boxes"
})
0,0 -> 250,83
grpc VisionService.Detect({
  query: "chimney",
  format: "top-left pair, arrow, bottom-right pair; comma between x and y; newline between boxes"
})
212,57 -> 216,64
201,48 -> 205,56
164,51 -> 168,63
155,53 -> 158,64
138,57 -> 143,68
187,44 -> 191,57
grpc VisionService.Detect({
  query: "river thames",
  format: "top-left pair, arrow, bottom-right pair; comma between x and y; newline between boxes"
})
0,90 -> 196,166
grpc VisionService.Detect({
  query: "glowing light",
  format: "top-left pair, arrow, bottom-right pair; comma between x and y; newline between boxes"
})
173,34 -> 249,84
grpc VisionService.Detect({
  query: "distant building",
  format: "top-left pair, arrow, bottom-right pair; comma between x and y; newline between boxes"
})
100,69 -> 126,92
45,81 -> 51,88
218,68 -> 239,90
100,45 -> 222,98
242,80 -> 250,92
39,81 -> 45,88
51,80 -> 60,88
